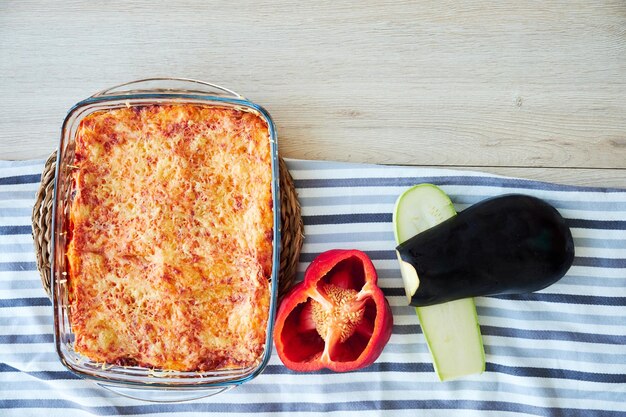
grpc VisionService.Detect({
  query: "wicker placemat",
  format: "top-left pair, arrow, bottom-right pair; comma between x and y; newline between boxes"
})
32,152 -> 303,299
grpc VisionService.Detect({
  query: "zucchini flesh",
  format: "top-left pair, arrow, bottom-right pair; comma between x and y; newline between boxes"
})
393,184 -> 485,381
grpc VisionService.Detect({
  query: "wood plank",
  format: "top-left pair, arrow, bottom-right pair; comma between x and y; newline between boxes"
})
0,0 -> 624,187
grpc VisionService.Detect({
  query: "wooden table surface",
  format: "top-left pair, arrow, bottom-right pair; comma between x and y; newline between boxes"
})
1,1 -> 625,188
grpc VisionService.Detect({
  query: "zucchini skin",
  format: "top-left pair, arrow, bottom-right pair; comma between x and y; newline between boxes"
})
396,194 -> 575,307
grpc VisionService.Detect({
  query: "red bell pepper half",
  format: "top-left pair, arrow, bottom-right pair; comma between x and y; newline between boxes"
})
274,249 -> 393,372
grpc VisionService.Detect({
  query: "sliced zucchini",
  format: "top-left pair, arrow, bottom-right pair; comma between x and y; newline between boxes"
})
393,184 -> 485,381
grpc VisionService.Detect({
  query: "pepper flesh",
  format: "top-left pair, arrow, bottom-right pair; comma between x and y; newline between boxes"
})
274,249 -> 393,372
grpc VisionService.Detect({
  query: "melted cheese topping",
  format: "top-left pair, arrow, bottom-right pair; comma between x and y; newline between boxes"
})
66,104 -> 273,372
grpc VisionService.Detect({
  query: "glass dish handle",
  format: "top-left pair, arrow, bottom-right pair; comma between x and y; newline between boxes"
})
92,78 -> 244,99
97,382 -> 234,402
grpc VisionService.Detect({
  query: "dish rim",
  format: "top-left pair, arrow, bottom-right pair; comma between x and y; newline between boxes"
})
50,79 -> 281,391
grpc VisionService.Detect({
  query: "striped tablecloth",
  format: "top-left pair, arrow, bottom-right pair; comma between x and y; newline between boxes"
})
1,158 -> 625,416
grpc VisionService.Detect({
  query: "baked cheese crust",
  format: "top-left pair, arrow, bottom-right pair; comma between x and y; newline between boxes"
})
67,104 -> 273,371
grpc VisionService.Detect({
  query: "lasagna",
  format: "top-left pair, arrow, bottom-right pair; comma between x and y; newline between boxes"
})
66,104 -> 273,372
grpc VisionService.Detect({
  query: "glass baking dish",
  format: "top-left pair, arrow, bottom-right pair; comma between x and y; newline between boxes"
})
50,78 -> 280,402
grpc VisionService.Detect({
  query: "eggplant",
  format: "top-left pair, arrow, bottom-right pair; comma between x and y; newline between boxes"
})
396,194 -> 575,307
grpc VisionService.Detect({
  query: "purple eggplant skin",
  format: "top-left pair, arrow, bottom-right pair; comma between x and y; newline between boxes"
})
396,194 -> 575,307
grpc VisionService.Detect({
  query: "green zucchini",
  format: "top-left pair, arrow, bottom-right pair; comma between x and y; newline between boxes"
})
393,184 -> 485,381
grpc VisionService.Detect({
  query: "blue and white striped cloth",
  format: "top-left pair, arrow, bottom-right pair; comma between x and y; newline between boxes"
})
1,158 -> 625,416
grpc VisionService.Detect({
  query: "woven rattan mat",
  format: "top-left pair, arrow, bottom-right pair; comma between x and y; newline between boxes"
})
32,152 -> 303,299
